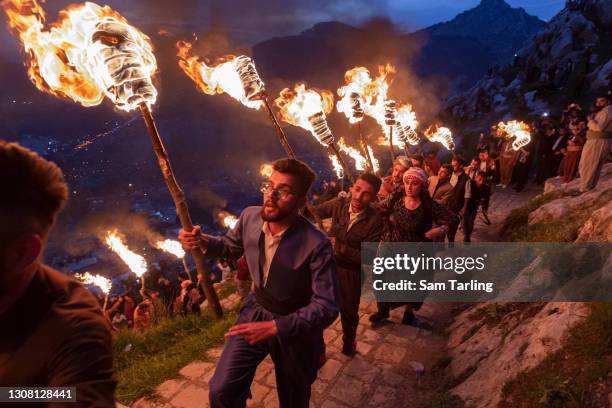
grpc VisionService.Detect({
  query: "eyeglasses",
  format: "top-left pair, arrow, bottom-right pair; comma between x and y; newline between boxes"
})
260,181 -> 294,200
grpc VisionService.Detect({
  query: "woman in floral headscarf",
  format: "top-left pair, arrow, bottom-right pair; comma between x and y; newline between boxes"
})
370,167 -> 458,325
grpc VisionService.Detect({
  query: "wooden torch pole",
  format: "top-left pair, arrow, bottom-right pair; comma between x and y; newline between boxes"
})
358,122 -> 375,173
139,103 -> 223,319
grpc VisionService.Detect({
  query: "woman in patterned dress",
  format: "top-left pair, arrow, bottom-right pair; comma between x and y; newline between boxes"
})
370,167 -> 458,325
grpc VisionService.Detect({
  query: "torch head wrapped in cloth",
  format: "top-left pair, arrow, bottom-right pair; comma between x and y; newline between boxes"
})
87,17 -> 157,110
234,55 -> 265,101
349,92 -> 364,121
425,125 -> 455,151
403,126 -> 420,146
384,100 -> 397,126
308,111 -> 335,146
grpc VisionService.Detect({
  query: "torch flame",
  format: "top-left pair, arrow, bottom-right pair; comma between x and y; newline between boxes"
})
329,154 -> 343,179
260,163 -> 273,178
337,137 -> 367,171
217,211 -> 238,230
497,120 -> 531,151
176,41 -> 264,110
356,64 -> 396,130
2,0 -> 158,111
336,67 -> 372,124
424,125 -> 455,151
105,230 -> 147,277
337,65 -> 419,144
75,272 -> 112,294
155,238 -> 185,259
274,83 -> 334,145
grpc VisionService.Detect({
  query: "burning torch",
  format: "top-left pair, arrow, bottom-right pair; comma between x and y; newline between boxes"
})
2,0 -> 222,318
75,272 -> 112,311
177,42 -> 296,159
216,210 -> 239,230
336,67 -> 376,172
497,121 -> 531,151
384,100 -> 398,162
275,83 -> 353,182
155,238 -> 192,281
105,230 -> 148,296
425,125 -> 455,151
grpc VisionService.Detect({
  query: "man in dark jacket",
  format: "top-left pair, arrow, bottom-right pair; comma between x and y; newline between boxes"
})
447,155 -> 471,243
463,171 -> 491,242
179,159 -> 339,408
0,141 -> 116,407
313,173 -> 384,356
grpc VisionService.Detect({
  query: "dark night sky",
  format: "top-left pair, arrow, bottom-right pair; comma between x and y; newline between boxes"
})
0,0 -> 565,62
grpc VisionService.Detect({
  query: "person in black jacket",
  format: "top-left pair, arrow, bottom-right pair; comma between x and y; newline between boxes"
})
463,171 -> 491,242
313,173 -> 384,356
447,155 -> 471,243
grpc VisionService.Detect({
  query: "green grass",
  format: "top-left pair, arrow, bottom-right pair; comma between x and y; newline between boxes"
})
502,190 -> 612,242
500,303 -> 612,407
113,308 -> 238,404
415,356 -> 465,408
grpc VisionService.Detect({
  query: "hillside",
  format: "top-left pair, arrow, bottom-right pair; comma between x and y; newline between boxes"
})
416,0 -> 545,64
443,0 -> 612,137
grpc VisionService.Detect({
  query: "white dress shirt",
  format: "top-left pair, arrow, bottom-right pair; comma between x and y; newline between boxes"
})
261,222 -> 289,285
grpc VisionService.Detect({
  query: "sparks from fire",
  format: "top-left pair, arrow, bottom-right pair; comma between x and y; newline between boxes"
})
105,230 -> 147,277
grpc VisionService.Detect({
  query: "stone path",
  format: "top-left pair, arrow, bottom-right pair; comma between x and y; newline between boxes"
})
456,182 -> 541,242
125,300 -> 452,408
120,183 -> 542,408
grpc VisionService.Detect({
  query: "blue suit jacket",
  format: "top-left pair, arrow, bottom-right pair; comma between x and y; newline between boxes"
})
206,206 -> 339,339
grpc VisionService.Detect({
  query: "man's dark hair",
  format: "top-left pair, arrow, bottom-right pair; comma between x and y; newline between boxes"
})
272,158 -> 316,196
478,148 -> 489,154
356,172 -> 382,193
475,170 -> 488,178
597,94 -> 610,102
441,164 -> 452,173
411,154 -> 424,165
471,156 -> 480,163
0,141 -> 68,238
451,155 -> 465,166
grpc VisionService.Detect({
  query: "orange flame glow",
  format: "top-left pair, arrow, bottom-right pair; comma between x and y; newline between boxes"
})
75,272 -> 112,294
274,83 -> 335,145
155,238 -> 185,259
424,125 -> 455,151
2,0 -> 157,111
260,163 -> 273,178
329,154 -> 343,179
337,137 -> 367,171
497,120 -> 531,151
217,211 -> 238,229
176,41 -> 264,110
105,230 -> 147,277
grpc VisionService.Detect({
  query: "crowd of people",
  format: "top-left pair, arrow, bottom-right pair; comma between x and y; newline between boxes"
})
477,94 -> 611,193
103,259 -> 239,332
1,95 -> 608,407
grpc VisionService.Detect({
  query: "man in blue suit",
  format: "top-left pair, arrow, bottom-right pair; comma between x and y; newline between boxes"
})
179,158 -> 339,408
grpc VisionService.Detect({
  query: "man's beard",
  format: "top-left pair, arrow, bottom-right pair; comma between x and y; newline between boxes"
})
261,201 -> 295,222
